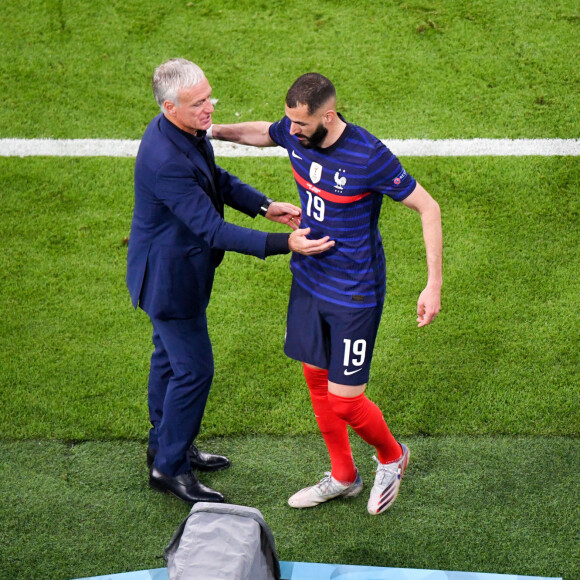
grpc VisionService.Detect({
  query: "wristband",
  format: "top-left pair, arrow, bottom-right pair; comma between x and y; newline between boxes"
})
259,197 -> 273,217
206,125 -> 213,139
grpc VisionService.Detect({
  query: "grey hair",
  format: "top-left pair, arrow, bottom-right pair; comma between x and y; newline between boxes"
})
152,58 -> 206,113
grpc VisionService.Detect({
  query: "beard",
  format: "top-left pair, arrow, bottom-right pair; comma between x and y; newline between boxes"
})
298,123 -> 328,149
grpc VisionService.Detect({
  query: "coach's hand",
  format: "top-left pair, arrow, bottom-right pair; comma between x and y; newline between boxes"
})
289,227 -> 335,255
266,202 -> 301,230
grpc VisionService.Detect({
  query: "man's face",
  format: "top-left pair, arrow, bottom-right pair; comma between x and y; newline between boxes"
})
164,77 -> 214,134
285,103 -> 328,149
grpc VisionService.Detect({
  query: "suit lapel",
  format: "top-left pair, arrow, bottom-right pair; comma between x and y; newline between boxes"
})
158,116 -> 220,205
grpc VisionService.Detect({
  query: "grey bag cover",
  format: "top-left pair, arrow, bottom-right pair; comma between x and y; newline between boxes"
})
164,502 -> 281,580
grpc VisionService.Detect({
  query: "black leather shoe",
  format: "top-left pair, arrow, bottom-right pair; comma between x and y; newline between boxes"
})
149,466 -> 225,505
188,443 -> 231,472
147,444 -> 231,472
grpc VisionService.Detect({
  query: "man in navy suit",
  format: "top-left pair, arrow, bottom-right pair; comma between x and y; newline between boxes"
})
127,58 -> 334,504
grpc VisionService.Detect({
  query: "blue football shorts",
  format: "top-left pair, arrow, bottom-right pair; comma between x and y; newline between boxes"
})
283,278 -> 384,386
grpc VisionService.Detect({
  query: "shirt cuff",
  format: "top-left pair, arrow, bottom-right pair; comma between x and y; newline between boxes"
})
265,233 -> 291,256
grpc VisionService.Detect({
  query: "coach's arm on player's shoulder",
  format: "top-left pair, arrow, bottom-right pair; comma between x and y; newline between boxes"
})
209,122 -> 275,147
400,182 -> 443,328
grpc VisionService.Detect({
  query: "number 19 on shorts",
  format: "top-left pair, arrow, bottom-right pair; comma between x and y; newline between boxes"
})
343,338 -> 367,368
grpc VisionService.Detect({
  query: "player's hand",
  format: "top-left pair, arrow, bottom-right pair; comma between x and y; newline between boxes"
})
289,227 -> 335,255
416,285 -> 441,327
265,202 -> 301,230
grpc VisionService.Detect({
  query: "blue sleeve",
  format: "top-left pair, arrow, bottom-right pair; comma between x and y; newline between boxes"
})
154,160 -> 267,258
215,164 -> 265,217
268,118 -> 287,148
204,137 -> 265,216
367,142 -> 416,202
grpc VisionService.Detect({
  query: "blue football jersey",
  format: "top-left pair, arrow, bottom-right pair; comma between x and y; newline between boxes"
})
269,116 -> 416,308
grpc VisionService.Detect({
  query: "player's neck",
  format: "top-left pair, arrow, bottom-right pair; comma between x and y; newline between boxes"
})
320,117 -> 347,149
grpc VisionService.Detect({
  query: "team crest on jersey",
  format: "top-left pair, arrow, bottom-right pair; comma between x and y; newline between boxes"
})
309,162 -> 323,184
334,169 -> 347,191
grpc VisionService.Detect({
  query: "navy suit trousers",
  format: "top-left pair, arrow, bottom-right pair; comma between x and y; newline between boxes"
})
147,314 -> 214,477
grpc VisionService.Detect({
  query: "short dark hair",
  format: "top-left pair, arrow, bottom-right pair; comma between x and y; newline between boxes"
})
285,73 -> 336,115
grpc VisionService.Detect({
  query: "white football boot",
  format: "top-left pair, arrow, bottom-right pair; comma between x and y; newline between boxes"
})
288,470 -> 363,508
367,443 -> 410,515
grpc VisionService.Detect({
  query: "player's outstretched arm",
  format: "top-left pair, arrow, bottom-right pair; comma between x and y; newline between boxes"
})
210,122 -> 275,147
401,182 -> 443,327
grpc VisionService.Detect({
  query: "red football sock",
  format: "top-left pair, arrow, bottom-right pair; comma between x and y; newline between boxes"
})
303,364 -> 357,483
327,391 -> 402,464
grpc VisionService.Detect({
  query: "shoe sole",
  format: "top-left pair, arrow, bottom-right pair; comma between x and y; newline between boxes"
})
147,455 -> 231,472
148,477 -> 172,496
148,478 -> 197,504
193,462 -> 231,473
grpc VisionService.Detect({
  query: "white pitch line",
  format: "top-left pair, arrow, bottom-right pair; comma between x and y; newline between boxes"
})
0,138 -> 579,157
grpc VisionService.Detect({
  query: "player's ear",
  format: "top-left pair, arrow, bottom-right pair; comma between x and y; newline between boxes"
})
323,109 -> 336,124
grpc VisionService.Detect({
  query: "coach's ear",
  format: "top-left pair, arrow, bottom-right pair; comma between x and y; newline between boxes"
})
164,100 -> 177,117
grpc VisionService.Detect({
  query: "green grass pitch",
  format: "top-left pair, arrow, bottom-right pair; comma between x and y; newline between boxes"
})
0,1 -> 578,579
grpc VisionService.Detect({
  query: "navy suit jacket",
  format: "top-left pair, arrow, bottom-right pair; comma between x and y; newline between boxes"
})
127,114 -> 268,320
